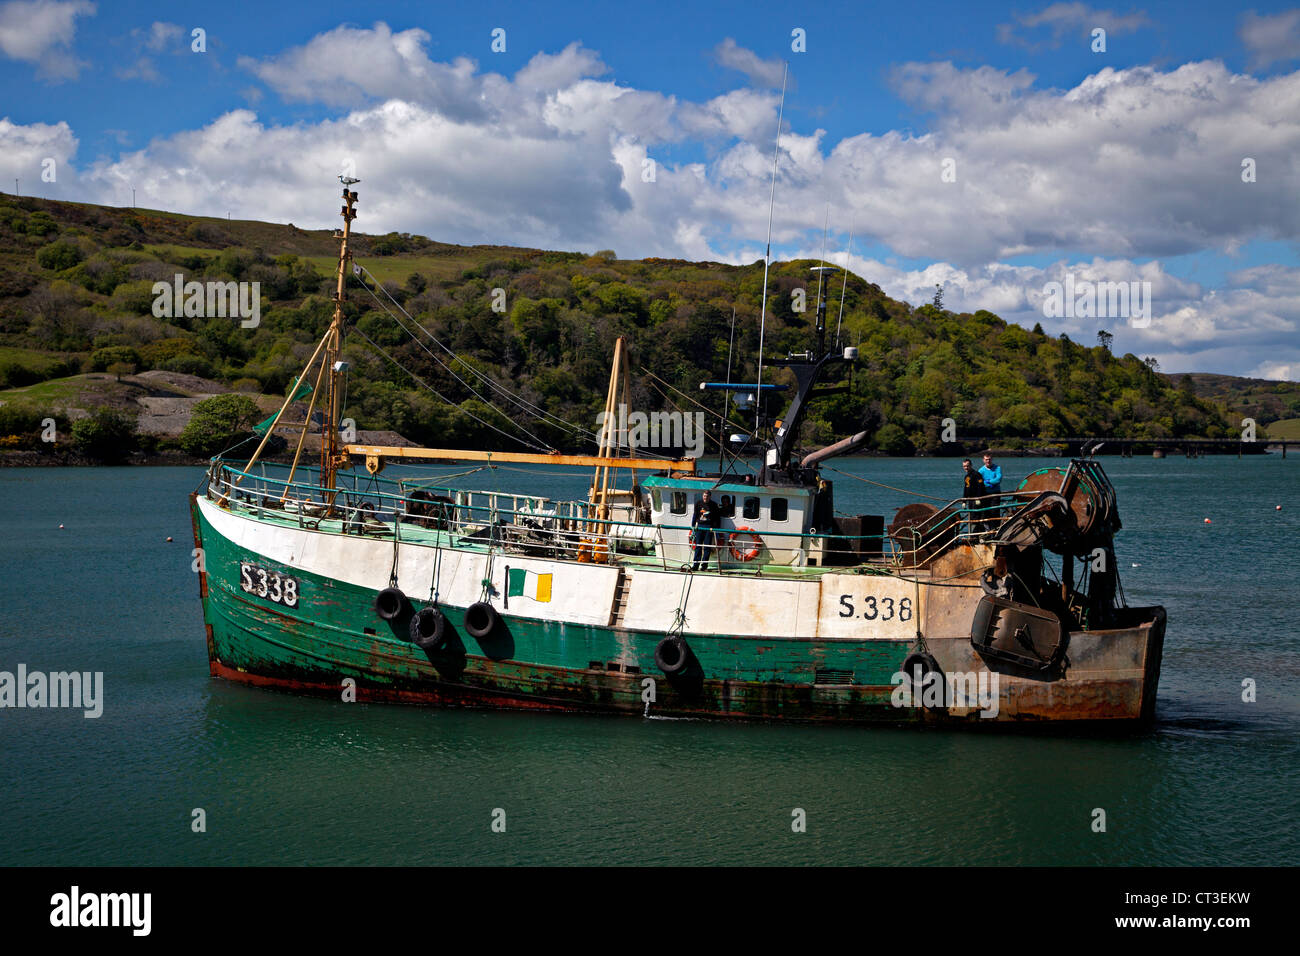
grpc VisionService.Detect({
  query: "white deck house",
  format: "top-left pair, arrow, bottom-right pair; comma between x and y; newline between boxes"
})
639,475 -> 815,567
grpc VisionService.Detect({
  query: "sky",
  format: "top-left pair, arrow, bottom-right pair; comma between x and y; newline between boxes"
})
2,0 -> 1299,380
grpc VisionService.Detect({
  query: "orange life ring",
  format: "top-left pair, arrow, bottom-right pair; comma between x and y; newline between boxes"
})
729,527 -> 762,562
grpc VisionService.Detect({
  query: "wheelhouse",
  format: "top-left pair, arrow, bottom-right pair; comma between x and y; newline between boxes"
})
640,474 -> 814,567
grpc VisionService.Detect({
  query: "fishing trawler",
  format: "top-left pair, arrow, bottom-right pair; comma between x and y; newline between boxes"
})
189,183 -> 1165,726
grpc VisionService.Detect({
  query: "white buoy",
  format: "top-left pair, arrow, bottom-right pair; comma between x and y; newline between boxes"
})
166,536 -> 173,542
58,523 -> 64,529
1203,518 -> 1211,524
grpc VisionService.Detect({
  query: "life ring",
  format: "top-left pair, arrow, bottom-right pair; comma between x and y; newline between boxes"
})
654,634 -> 690,676
464,601 -> 499,639
409,606 -> 449,651
374,587 -> 408,621
728,527 -> 763,562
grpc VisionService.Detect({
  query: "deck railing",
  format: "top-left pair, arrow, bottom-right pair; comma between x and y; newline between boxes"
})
206,459 -> 1030,572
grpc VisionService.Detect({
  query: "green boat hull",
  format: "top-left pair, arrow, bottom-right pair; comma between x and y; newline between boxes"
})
191,494 -> 1164,726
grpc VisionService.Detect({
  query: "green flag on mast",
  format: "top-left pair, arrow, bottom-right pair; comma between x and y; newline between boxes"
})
252,377 -> 313,435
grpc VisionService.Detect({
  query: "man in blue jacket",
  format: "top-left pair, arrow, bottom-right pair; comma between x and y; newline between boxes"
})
979,452 -> 1003,526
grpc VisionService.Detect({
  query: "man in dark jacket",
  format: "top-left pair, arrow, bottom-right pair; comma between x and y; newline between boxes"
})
961,459 -> 987,538
691,490 -> 722,570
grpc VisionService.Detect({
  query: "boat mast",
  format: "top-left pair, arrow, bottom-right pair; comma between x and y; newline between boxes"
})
754,63 -> 788,440
321,178 -> 359,491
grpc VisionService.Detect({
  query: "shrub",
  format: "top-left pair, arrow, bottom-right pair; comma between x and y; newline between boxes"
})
159,354 -> 217,379
89,345 -> 142,372
179,393 -> 260,457
0,360 -> 43,388
25,212 -> 58,237
36,240 -> 83,272
184,221 -> 232,246
70,408 -> 138,462
0,405 -> 61,443
140,337 -> 197,367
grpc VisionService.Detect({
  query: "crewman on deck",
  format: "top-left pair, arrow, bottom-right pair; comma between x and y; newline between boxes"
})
691,489 -> 722,571
979,452 -> 1003,526
961,459 -> 987,538
979,453 -> 1002,496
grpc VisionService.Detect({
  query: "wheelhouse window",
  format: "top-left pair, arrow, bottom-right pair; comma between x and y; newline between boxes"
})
720,494 -> 735,517
742,496 -> 760,520
771,497 -> 788,522
651,488 -> 662,511
670,491 -> 687,515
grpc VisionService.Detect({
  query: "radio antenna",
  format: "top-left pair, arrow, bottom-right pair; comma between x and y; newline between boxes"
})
835,225 -> 853,349
754,62 -> 788,438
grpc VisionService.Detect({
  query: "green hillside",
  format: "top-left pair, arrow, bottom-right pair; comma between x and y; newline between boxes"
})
1163,372 -> 1300,429
0,192 -> 1253,460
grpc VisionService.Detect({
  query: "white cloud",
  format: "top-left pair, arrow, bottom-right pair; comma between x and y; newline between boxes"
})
0,0 -> 94,80
0,115 -> 77,188
4,22 -> 1297,380
843,254 -> 1300,378
237,21 -> 492,119
115,55 -> 159,82
139,20 -> 181,52
1250,360 -> 1299,380
714,38 -> 785,88
998,3 -> 1151,49
1239,9 -> 1300,68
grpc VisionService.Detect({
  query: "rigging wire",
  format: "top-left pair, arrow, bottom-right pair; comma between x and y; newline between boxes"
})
354,263 -> 599,443
755,62 -> 789,438
820,465 -> 949,502
835,226 -> 854,350
353,279 -> 555,451
348,322 -> 549,451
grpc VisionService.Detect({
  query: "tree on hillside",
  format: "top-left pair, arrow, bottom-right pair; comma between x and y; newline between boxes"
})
180,394 -> 261,457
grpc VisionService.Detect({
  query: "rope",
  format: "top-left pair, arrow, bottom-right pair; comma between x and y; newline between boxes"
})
642,378 -> 725,456
400,466 -> 491,486
356,280 -> 556,450
428,538 -> 443,604
639,366 -> 747,469
909,539 -> 928,655
821,465 -> 949,502
349,322 -> 546,451
356,264 -> 598,443
668,571 -> 694,637
388,519 -> 400,588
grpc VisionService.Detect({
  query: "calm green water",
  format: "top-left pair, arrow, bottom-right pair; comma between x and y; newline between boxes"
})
1,456 -> 1296,866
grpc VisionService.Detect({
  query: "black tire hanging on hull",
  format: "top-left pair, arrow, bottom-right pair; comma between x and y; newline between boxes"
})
464,601 -> 499,639
410,606 -> 449,651
374,587 -> 408,621
654,634 -> 690,676
900,651 -> 945,703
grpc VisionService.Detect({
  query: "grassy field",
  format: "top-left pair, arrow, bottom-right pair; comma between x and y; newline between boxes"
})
1266,417 -> 1300,439
0,345 -> 85,372
0,374 -> 96,407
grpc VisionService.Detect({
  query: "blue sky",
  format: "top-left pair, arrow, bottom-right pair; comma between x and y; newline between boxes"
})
3,0 -> 1300,378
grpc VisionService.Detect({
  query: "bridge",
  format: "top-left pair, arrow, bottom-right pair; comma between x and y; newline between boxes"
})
960,436 -> 1296,458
